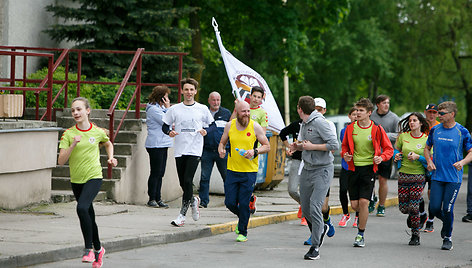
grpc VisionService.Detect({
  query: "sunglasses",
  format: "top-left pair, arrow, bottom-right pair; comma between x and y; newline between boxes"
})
438,111 -> 450,116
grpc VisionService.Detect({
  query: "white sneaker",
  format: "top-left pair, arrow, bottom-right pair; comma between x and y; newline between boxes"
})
171,214 -> 185,227
192,196 -> 200,221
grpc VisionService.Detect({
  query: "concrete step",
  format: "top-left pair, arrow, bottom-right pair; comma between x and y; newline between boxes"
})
56,117 -> 143,132
51,177 -> 120,194
112,143 -> 136,155
56,128 -> 139,144
51,190 -> 108,203
52,166 -> 123,179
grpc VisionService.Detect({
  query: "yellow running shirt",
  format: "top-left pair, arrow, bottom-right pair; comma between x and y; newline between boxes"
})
227,119 -> 259,172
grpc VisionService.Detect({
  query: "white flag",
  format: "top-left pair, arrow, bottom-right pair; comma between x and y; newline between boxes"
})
212,18 -> 285,133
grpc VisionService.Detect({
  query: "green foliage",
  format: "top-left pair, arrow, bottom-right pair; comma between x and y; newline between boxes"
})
45,0 -> 195,84
21,66 -> 135,110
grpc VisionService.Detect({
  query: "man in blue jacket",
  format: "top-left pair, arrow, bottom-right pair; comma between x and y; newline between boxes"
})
199,92 -> 232,208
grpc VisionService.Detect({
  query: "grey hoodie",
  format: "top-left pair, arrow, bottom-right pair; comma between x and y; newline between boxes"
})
299,111 -> 339,169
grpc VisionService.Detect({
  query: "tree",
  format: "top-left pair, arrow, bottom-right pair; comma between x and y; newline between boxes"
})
45,0 -> 196,97
190,0 -> 350,119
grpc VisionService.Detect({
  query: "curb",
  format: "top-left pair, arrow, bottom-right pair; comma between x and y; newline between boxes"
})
0,197 -> 398,267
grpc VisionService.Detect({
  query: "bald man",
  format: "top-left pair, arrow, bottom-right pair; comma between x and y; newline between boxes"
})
218,101 -> 270,242
199,92 -> 232,208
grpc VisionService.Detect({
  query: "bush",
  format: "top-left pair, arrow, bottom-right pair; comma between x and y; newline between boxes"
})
19,66 -> 136,110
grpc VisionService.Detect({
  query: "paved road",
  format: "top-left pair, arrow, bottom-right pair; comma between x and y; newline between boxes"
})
33,202 -> 472,268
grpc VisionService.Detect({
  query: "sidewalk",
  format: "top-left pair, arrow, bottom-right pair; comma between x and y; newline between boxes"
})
0,178 -> 400,267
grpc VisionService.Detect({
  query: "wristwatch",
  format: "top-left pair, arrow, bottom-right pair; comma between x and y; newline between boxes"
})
254,148 -> 258,156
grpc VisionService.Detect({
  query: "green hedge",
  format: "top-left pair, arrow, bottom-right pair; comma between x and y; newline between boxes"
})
17,66 -> 136,110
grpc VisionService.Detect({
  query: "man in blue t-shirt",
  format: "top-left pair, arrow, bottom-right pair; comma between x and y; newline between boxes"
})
424,101 -> 472,251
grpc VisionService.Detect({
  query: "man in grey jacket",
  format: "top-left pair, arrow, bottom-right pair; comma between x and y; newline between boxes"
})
291,96 -> 338,260
369,95 -> 399,216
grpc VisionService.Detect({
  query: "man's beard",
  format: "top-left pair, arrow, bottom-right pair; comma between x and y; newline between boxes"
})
237,115 -> 249,127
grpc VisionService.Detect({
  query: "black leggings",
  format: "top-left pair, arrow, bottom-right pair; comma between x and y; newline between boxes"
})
146,147 -> 169,201
175,155 -> 200,215
339,168 -> 350,215
71,179 -> 102,250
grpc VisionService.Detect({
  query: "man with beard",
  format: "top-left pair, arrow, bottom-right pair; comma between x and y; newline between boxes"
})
218,101 -> 270,242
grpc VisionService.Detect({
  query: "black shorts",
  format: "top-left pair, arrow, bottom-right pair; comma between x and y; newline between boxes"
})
348,165 -> 375,201
376,158 -> 393,179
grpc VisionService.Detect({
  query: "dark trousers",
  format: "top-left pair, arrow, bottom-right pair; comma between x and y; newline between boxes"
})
339,168 -> 350,215
146,147 -> 168,201
175,155 -> 201,203
429,180 -> 461,238
224,170 -> 257,236
199,148 -> 227,206
71,179 -> 102,250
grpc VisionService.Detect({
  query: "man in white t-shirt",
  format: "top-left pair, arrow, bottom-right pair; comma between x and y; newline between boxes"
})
162,78 -> 214,227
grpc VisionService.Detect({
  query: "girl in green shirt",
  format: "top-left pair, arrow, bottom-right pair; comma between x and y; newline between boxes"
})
394,112 -> 429,246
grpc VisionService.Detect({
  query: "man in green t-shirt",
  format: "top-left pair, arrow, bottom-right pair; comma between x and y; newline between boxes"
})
341,98 -> 393,248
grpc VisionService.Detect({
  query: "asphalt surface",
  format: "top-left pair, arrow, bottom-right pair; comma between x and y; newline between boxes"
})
2,176 -> 469,268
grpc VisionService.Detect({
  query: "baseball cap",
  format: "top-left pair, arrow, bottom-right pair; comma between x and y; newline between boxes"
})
314,98 -> 326,109
425,103 -> 438,111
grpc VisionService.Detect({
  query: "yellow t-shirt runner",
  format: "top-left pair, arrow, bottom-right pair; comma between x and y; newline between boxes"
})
227,119 -> 258,172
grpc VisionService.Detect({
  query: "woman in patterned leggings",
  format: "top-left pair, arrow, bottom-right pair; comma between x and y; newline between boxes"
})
393,112 -> 429,246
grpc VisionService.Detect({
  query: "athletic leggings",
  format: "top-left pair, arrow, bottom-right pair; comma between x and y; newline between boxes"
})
175,155 -> 200,216
339,168 -> 350,215
71,179 -> 102,250
429,180 -> 461,238
398,172 -> 424,235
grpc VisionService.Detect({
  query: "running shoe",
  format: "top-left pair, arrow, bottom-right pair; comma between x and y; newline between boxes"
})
297,206 -> 302,219
191,196 -> 200,221
147,200 -> 158,208
82,249 -> 95,263
319,224 -> 328,247
304,246 -> 320,260
419,213 -> 428,229
325,217 -> 335,237
236,234 -> 248,242
376,205 -> 385,217
462,213 -> 472,222
157,200 -> 169,208
92,247 -> 105,268
353,234 -> 365,247
424,221 -> 434,232
304,236 -> 312,246
441,238 -> 453,250
249,194 -> 257,214
368,195 -> 378,213
352,216 -> 358,228
409,234 -> 420,246
300,217 -> 308,226
171,214 -> 185,227
338,214 -> 350,228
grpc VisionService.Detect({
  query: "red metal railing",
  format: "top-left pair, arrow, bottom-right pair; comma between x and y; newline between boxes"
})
0,46 -> 187,178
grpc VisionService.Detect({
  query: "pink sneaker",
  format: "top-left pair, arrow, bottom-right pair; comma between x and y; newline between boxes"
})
82,249 -> 95,263
338,214 -> 351,228
352,216 -> 358,228
92,247 -> 105,268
